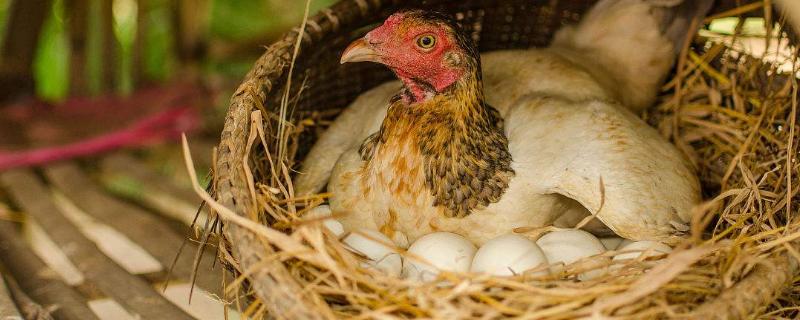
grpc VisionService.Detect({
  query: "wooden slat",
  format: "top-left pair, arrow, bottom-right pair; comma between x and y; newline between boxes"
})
1,170 -> 193,320
0,220 -> 98,320
44,162 -> 223,295
100,153 -> 204,227
4,277 -> 55,320
0,274 -> 22,320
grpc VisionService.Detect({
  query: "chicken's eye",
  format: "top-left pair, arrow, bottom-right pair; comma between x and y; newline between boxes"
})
416,35 -> 436,49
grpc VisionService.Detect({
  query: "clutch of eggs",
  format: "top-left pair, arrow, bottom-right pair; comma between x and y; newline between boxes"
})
315,212 -> 673,281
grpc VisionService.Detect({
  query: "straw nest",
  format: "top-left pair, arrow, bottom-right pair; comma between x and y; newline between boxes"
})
199,0 -> 800,318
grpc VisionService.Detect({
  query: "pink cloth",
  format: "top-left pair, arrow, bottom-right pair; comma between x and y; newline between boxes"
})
0,84 -> 203,171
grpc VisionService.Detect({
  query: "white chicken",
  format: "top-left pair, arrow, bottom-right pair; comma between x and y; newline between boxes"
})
294,0 -> 711,245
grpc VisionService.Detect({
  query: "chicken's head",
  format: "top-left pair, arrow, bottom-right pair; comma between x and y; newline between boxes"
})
341,10 -> 479,101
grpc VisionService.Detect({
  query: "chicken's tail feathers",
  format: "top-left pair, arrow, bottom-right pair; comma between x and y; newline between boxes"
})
551,0 -> 713,112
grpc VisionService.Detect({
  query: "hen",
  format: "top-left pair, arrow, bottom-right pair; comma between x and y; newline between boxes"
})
296,0 -> 712,245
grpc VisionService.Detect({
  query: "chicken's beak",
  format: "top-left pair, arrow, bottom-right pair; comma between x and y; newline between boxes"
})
340,38 -> 380,64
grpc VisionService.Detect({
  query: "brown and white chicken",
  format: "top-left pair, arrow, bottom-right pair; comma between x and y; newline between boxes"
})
295,0 -> 712,245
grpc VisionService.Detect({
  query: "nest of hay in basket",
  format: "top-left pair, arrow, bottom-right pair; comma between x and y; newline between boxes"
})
202,0 -> 800,318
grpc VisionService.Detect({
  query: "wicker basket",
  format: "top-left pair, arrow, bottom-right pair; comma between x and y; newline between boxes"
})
212,0 -> 799,318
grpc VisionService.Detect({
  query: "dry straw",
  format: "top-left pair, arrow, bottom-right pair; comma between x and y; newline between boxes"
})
199,1 -> 800,318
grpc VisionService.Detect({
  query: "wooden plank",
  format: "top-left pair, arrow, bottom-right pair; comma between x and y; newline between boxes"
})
50,192 -> 164,275
44,163 -> 223,296
0,220 -> 98,320
88,299 -> 138,320
100,153 -> 205,227
0,274 -> 22,320
4,276 -> 55,320
24,219 -> 86,286
0,170 -> 193,320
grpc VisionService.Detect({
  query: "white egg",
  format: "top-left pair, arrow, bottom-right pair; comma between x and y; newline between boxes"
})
403,232 -> 476,282
536,229 -> 607,281
470,234 -> 548,276
599,237 -> 625,250
304,205 -> 345,238
613,240 -> 672,261
344,229 -> 402,277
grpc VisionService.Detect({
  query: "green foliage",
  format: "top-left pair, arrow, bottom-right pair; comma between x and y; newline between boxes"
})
210,0 -> 335,41
34,0 -> 69,101
114,0 -> 137,95
86,0 -> 103,94
29,0 -> 337,101
143,5 -> 176,81
0,0 -> 10,52
210,0 -> 275,40
104,174 -> 145,198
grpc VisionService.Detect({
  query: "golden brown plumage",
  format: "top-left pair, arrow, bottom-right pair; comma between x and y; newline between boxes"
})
362,83 -> 513,218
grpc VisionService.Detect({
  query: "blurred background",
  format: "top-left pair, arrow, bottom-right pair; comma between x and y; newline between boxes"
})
0,0 -> 338,177
0,1 -> 349,319
1,0 -> 337,101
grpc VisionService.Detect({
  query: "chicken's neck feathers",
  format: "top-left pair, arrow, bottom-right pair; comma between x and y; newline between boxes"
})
361,69 -> 514,218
